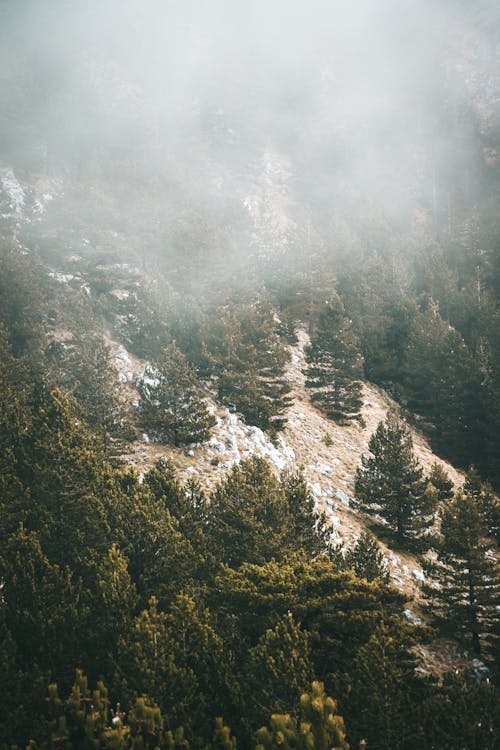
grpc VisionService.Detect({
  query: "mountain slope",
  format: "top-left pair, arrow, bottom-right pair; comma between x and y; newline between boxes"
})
109,327 -> 464,599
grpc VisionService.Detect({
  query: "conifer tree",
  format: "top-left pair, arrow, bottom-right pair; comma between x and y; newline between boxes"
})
463,468 -> 500,544
346,623 -> 423,750
211,717 -> 238,750
345,531 -> 390,583
137,342 -> 215,446
245,614 -> 313,729
402,305 -> 477,466
304,297 -> 364,425
354,413 -> 431,543
280,469 -> 332,557
423,491 -> 500,656
427,462 -> 454,503
256,682 -> 348,750
206,458 -> 291,567
62,334 -> 132,453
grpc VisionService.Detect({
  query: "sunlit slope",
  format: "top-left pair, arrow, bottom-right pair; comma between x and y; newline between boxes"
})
110,328 -> 464,597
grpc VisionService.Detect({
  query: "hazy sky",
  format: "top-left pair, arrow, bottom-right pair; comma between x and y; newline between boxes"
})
0,0 -> 497,262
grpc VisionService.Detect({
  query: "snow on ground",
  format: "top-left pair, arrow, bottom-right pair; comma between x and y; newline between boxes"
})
112,344 -> 137,384
113,326 -> 464,599
49,272 -> 77,284
1,168 -> 25,212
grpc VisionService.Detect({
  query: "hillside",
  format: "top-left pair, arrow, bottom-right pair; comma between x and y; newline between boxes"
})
104,326 -> 462,599
1,3 -> 500,748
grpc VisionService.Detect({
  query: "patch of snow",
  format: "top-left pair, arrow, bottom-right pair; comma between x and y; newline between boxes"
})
208,437 -> 226,454
49,272 -> 75,284
142,433 -> 150,443
115,345 -> 135,383
318,463 -> 333,475
1,168 -> 25,212
335,489 -> 350,507
403,609 -> 422,625
310,482 -> 322,498
110,289 -> 130,300
412,568 -> 425,582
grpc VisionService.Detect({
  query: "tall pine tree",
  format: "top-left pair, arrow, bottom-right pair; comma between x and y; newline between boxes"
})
423,490 -> 500,656
137,342 -> 215,446
304,297 -> 364,425
354,413 -> 431,544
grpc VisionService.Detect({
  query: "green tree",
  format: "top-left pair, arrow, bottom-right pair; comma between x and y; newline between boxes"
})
345,623 -> 424,750
61,334 -> 133,453
402,305 -> 478,467
206,303 -> 291,436
206,458 -> 291,568
244,614 -> 313,730
137,342 -> 215,446
423,491 -> 500,656
427,462 -> 454,503
463,468 -> 500,545
304,298 -> 364,425
345,531 -> 390,583
354,413 -> 431,544
256,681 -> 348,750
280,469 -> 332,558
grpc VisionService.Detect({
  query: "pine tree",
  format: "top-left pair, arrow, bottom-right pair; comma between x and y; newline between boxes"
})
346,623 -> 423,750
208,304 -> 291,436
304,297 -> 364,425
427,462 -> 454,503
463,468 -> 500,545
57,334 -> 133,454
345,531 -> 390,583
280,469 -> 332,557
402,305 -> 477,467
245,614 -> 313,729
206,457 -> 291,568
137,342 -> 215,446
423,491 -> 500,656
354,413 -> 431,544
256,682 -> 348,750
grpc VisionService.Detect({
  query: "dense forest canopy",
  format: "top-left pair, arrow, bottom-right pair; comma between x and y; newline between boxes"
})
1,1 -> 500,748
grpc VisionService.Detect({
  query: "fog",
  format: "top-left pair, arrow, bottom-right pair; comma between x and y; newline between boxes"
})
1,0 -> 499,280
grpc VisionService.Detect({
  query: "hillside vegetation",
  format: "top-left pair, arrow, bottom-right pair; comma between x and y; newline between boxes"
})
1,2 -> 500,748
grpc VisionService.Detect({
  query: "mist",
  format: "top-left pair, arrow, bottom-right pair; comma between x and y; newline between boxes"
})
1,0 -> 499,286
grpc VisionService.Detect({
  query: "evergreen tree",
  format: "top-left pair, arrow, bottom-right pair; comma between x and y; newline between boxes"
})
354,413 -> 431,544
304,297 -> 364,425
423,491 -> 500,656
345,531 -> 390,583
427,462 -> 454,503
110,482 -> 200,606
280,469 -> 332,558
345,623 -> 424,750
17,386 -> 113,573
61,334 -> 133,453
206,304 -> 291,436
0,527 -> 82,680
137,342 -> 215,446
244,614 -> 313,730
463,468 -> 500,545
206,458 -> 291,568
402,305 -> 478,467
256,682 -> 348,750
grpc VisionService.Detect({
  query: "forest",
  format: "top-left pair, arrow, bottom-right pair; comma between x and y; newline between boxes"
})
1,1 -> 500,748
